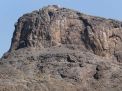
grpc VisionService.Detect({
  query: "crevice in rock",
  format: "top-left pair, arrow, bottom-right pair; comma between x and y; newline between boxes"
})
48,11 -> 54,18
79,16 -> 96,53
60,73 -> 67,78
93,72 -> 100,80
93,65 -> 102,80
67,55 -> 76,62
114,52 -> 122,63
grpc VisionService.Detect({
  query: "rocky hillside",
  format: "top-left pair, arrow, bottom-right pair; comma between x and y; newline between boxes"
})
0,5 -> 122,91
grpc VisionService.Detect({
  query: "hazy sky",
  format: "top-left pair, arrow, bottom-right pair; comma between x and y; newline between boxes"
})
0,0 -> 122,57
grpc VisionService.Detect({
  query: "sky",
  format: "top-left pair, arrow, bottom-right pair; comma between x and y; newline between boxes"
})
0,0 -> 122,57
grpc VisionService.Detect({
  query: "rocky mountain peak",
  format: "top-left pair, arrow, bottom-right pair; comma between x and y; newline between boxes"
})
10,5 -> 80,51
0,5 -> 122,91
10,5 -> 122,58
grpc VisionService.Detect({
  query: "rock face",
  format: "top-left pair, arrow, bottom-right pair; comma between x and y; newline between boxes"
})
0,5 -> 122,91
10,5 -> 122,58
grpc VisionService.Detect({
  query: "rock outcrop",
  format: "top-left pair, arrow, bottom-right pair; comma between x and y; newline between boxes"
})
0,5 -> 122,91
10,5 -> 122,58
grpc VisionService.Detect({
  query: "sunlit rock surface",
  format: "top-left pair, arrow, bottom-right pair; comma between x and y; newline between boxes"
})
0,5 -> 122,91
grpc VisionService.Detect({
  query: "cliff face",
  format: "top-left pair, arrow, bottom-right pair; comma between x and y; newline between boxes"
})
0,5 -> 122,91
10,5 -> 122,58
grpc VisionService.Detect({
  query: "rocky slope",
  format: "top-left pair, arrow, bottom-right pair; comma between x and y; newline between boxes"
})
0,5 -> 122,91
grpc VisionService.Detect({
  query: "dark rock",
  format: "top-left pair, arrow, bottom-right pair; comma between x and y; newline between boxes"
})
115,51 -> 122,63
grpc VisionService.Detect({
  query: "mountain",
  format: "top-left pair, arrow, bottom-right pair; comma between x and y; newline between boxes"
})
0,5 -> 122,91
